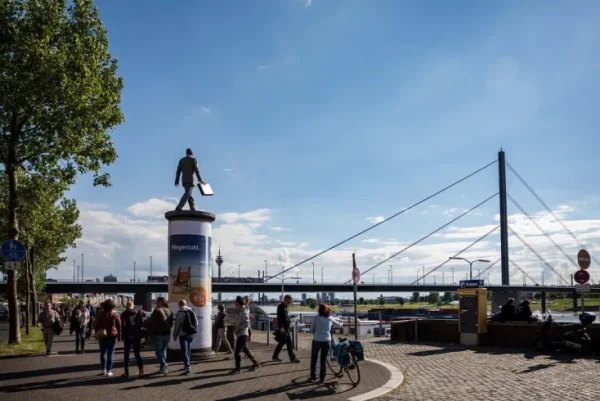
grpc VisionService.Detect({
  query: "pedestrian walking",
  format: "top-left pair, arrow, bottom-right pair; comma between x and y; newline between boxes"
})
70,300 -> 90,354
272,295 -> 300,363
213,304 -> 232,354
86,301 -> 96,340
230,296 -> 260,375
147,296 -> 173,376
120,301 -> 144,378
173,300 -> 198,374
37,302 -> 60,356
310,303 -> 334,383
94,299 -> 121,377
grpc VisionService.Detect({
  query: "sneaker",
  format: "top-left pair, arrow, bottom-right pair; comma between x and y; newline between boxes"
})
138,367 -> 144,377
249,364 -> 261,372
162,366 -> 169,376
291,358 -> 301,363
107,371 -> 114,377
121,372 -> 129,378
183,367 -> 191,375
229,369 -> 241,375
272,357 -> 283,362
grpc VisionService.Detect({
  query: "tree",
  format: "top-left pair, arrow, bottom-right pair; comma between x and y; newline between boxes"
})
428,292 -> 440,304
0,0 -> 124,343
442,292 -> 453,303
411,292 -> 420,303
308,301 -> 317,310
396,297 -> 405,306
378,297 -> 385,306
358,297 -> 365,305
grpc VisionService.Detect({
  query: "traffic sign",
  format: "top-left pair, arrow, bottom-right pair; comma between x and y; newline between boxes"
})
577,249 -> 591,270
459,279 -> 484,289
575,284 -> 591,293
3,261 -> 21,271
1,240 -> 26,262
574,269 -> 590,285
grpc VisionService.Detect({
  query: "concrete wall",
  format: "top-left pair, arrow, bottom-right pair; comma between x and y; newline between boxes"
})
391,319 -> 600,351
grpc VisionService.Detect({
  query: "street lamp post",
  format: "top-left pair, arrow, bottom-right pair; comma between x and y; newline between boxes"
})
238,265 -> 241,279
448,257 -> 490,280
389,265 -> 393,284
422,266 -> 425,285
442,271 -> 445,284
134,261 -> 136,281
150,256 -> 152,278
312,262 -> 315,284
452,267 -> 455,284
417,270 -> 420,285
321,267 -> 324,284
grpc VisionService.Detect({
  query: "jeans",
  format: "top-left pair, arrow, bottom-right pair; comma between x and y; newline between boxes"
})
234,335 -> 258,369
154,334 -> 170,369
75,327 -> 86,351
179,334 -> 195,368
123,337 -> 143,371
310,340 -> 331,381
273,331 -> 296,361
99,336 -> 117,372
215,328 -> 232,352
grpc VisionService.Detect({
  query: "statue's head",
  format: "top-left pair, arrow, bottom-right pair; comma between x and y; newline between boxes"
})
186,148 -> 193,156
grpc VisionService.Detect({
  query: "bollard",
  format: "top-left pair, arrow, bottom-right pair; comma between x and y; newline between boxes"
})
266,316 -> 270,346
293,320 -> 299,351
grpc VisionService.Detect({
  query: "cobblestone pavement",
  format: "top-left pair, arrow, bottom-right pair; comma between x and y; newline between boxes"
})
0,333 -> 389,401
252,331 -> 600,401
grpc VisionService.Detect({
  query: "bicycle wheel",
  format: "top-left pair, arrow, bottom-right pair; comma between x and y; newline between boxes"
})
326,348 -> 343,377
345,352 -> 360,386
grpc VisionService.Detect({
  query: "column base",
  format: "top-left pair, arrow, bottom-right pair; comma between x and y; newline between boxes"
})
167,347 -> 216,362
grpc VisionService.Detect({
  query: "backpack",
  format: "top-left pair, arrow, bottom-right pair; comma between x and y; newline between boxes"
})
122,311 -> 140,339
181,309 -> 197,334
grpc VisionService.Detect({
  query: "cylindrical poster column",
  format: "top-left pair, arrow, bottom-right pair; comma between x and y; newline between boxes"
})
165,210 -> 215,360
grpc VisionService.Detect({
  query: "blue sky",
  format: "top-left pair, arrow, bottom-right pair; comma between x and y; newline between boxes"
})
55,1 -> 600,297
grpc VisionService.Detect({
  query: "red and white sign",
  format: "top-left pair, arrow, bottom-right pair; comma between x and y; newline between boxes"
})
574,269 -> 590,285
577,249 -> 591,270
352,253 -> 360,284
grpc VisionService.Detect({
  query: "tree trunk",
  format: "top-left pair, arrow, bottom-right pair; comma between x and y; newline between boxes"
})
30,247 -> 37,327
24,248 -> 30,335
6,166 -> 21,344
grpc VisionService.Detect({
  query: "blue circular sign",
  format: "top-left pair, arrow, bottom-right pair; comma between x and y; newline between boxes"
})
1,240 -> 26,262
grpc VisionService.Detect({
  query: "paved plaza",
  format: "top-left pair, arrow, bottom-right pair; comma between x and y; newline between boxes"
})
0,333 -> 391,401
2,330 -> 600,400
252,332 -> 600,401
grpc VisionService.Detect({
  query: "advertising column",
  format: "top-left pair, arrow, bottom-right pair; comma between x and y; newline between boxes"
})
165,210 -> 215,360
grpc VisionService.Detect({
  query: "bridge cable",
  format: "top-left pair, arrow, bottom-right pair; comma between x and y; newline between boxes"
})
507,193 -> 579,269
409,224 -> 500,285
507,162 -> 600,269
346,193 -> 499,283
474,258 -> 501,280
510,260 -> 540,286
508,225 -> 570,286
269,160 -> 499,281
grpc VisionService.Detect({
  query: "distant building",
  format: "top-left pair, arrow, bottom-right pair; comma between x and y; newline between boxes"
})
328,292 -> 335,302
321,292 -> 328,302
301,293 -> 307,302
103,274 -> 117,282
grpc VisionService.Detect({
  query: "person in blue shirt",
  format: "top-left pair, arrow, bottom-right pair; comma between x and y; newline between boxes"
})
310,303 -> 334,383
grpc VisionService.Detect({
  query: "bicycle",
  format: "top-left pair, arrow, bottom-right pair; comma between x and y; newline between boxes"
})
327,337 -> 361,385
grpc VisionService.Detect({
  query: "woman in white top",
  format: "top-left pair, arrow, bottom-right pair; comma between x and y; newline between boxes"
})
310,303 -> 334,383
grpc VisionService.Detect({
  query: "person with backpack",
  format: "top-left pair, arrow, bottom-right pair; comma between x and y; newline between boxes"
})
94,299 -> 121,377
173,299 -> 198,374
120,301 -> 144,378
147,296 -> 173,375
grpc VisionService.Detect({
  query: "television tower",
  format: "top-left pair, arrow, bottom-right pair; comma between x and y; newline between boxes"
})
215,246 -> 224,302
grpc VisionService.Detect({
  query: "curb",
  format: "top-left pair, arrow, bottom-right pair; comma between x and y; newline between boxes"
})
347,358 -> 404,401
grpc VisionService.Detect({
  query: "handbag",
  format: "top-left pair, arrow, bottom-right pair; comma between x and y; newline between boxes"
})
96,328 -> 107,340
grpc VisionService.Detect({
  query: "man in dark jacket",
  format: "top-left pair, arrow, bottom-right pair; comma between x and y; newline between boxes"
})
120,301 -> 144,377
272,295 -> 300,363
175,148 -> 206,211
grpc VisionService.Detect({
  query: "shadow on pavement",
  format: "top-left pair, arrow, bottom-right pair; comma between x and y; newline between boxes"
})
406,346 -> 468,357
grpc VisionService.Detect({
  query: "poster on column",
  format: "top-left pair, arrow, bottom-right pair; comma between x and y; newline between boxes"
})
169,233 -> 212,348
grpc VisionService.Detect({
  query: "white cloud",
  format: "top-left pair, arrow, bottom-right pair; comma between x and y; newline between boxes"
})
304,0 -> 313,6
365,216 -> 385,224
200,105 -> 212,114
220,209 -> 272,224
257,65 -> 267,70
269,226 -> 291,232
429,205 -> 439,209
443,208 -> 458,217
52,196 -> 600,289
126,198 -> 176,218
421,210 -> 428,215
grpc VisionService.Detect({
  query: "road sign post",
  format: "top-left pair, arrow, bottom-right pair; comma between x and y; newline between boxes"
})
352,253 -> 359,340
575,249 -> 592,314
